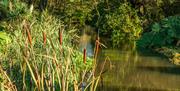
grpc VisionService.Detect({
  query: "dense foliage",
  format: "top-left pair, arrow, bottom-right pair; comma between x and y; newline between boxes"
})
137,16 -> 180,65
0,1 -> 98,91
105,3 -> 142,46
0,31 -> 11,52
138,16 -> 180,48
12,0 -> 178,47
0,0 -> 180,90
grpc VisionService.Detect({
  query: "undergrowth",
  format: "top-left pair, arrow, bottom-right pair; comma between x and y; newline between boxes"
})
0,2 -> 102,91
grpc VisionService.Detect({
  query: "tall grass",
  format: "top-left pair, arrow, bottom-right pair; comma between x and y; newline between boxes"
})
0,5 -> 104,91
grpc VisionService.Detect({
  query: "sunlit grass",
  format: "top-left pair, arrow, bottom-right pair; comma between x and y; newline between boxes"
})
0,7 -> 103,90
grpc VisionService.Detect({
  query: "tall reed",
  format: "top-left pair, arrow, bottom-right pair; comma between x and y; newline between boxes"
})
0,1 -> 108,90
1,11 -> 103,91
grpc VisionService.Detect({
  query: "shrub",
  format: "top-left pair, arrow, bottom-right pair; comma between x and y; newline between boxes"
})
102,3 -> 142,47
137,16 -> 180,48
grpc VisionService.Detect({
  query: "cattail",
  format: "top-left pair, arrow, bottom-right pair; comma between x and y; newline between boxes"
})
94,37 -> 100,59
42,31 -> 46,47
59,29 -> 63,46
26,28 -> 32,46
96,37 -> 100,51
23,20 -> 32,47
83,48 -> 86,64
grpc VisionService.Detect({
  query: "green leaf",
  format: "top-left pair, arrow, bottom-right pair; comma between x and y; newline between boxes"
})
152,23 -> 161,32
0,32 -> 8,39
138,16 -> 180,48
0,32 -> 11,43
69,0 -> 74,2
167,29 -> 175,37
0,0 -> 8,8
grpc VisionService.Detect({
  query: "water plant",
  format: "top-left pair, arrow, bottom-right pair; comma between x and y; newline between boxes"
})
0,2 -> 103,90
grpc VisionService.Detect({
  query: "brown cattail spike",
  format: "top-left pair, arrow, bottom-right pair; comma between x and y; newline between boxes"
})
27,29 -> 32,46
83,48 -> 86,64
42,31 -> 46,47
59,29 -> 63,46
23,20 -> 32,47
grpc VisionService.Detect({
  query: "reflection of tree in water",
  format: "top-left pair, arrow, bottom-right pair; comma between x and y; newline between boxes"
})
96,43 -> 140,90
79,25 -> 97,57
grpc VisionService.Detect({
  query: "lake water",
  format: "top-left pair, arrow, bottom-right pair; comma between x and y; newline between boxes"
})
96,48 -> 180,91
79,31 -> 180,91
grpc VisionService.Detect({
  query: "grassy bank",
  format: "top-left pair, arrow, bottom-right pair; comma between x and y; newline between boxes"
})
0,2 -> 102,91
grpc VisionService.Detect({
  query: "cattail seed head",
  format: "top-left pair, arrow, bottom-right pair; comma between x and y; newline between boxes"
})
42,31 -> 46,47
26,28 -> 32,46
59,29 -> 63,46
83,48 -> 86,64
23,20 -> 32,47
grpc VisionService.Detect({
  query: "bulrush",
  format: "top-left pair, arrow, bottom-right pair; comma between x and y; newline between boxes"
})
27,29 -> 32,46
59,29 -> 63,46
42,31 -> 46,47
23,20 -> 32,47
94,37 -> 100,59
83,48 -> 86,64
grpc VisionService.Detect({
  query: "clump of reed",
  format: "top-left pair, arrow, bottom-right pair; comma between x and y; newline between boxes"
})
0,65 -> 17,91
0,9 -> 105,91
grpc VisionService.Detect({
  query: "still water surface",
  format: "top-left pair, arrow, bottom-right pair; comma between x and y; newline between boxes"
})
96,49 -> 180,91
79,32 -> 180,91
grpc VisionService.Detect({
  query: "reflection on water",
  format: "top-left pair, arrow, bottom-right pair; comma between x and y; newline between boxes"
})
79,25 -> 96,57
78,29 -> 180,90
79,33 -> 94,57
96,49 -> 180,91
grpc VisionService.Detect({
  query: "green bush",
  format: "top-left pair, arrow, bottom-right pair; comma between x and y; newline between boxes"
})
18,0 -> 143,47
0,31 -> 11,52
101,3 -> 142,47
137,16 -> 180,48
0,0 -> 28,19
